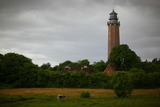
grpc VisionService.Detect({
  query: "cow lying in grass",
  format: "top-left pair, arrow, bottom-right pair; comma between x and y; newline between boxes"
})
57,94 -> 66,100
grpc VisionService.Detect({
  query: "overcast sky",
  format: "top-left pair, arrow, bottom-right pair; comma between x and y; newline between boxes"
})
0,0 -> 160,66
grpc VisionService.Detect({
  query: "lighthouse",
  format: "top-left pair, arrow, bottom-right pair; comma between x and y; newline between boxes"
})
107,10 -> 120,58
104,10 -> 120,74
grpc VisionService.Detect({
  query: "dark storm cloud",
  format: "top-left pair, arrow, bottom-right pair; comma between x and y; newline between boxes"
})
0,0 -> 160,66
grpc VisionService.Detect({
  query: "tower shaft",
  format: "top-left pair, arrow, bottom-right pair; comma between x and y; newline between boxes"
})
108,25 -> 120,57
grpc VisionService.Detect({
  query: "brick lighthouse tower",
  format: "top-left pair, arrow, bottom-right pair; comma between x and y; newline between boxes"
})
104,10 -> 120,74
107,10 -> 120,57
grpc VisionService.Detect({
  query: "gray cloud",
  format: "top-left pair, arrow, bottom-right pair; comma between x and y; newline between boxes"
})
0,0 -> 160,66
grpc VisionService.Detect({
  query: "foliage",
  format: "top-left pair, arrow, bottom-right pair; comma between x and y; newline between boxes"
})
53,59 -> 107,73
111,71 -> 134,98
92,60 -> 107,72
0,53 -> 3,69
40,63 -> 51,70
108,44 -> 141,71
152,58 -> 160,64
54,59 -> 90,71
129,68 -> 145,73
0,52 -> 160,89
136,61 -> 160,73
0,53 -> 34,84
131,71 -> 160,89
78,59 -> 90,66
80,91 -> 91,98
47,71 -> 111,89
2,53 -> 32,70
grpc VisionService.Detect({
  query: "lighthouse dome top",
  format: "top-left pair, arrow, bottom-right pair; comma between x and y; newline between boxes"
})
109,10 -> 117,15
107,10 -> 120,25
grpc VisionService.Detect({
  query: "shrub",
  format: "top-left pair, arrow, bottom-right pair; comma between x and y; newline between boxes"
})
111,71 -> 134,98
80,91 -> 91,98
129,68 -> 145,73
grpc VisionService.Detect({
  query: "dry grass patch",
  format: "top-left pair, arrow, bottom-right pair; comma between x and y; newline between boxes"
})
0,88 -> 114,98
0,88 -> 160,98
132,89 -> 160,96
1,88 -> 160,107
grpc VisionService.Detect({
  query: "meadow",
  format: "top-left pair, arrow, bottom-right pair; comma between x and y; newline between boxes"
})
0,88 -> 160,107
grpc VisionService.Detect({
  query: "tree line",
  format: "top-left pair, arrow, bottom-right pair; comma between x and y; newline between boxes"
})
0,44 -> 160,89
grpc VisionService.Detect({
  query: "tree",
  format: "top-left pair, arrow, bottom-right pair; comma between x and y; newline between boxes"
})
0,53 -> 3,70
0,53 -> 35,84
92,60 -> 106,72
78,59 -> 90,66
0,53 -> 4,82
55,60 -> 91,71
57,60 -> 72,71
13,63 -> 39,88
108,44 -> 141,71
138,61 -> 160,73
0,53 -> 3,61
129,68 -> 145,73
41,62 -> 51,70
152,58 -> 160,64
2,53 -> 32,72
111,71 -> 134,98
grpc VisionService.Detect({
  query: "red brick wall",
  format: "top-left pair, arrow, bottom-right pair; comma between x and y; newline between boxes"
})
104,64 -> 115,75
108,24 -> 120,58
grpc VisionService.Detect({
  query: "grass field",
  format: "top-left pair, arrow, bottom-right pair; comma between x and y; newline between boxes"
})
0,88 -> 160,107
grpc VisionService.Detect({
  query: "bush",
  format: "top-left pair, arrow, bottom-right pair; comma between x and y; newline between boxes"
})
111,71 -> 134,98
80,91 -> 91,98
129,68 -> 145,73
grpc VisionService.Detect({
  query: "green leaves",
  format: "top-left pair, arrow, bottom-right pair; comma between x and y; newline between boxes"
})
80,91 -> 91,98
108,44 -> 141,71
111,71 -> 134,98
92,60 -> 107,72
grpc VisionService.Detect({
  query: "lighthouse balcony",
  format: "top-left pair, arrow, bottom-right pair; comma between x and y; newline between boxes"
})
107,21 -> 120,25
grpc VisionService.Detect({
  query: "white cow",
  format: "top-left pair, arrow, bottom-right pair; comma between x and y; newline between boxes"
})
57,94 -> 66,100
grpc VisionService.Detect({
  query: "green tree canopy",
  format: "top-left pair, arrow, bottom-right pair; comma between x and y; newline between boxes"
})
111,71 -> 134,98
55,59 -> 90,71
92,60 -> 107,72
41,62 -> 51,70
152,58 -> 160,64
0,53 -> 3,69
78,59 -> 90,66
0,53 -> 3,60
0,53 -> 36,84
2,53 -> 32,72
108,44 -> 141,71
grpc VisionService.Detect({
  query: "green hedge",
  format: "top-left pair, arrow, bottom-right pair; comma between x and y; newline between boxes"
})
1,70 -> 160,89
